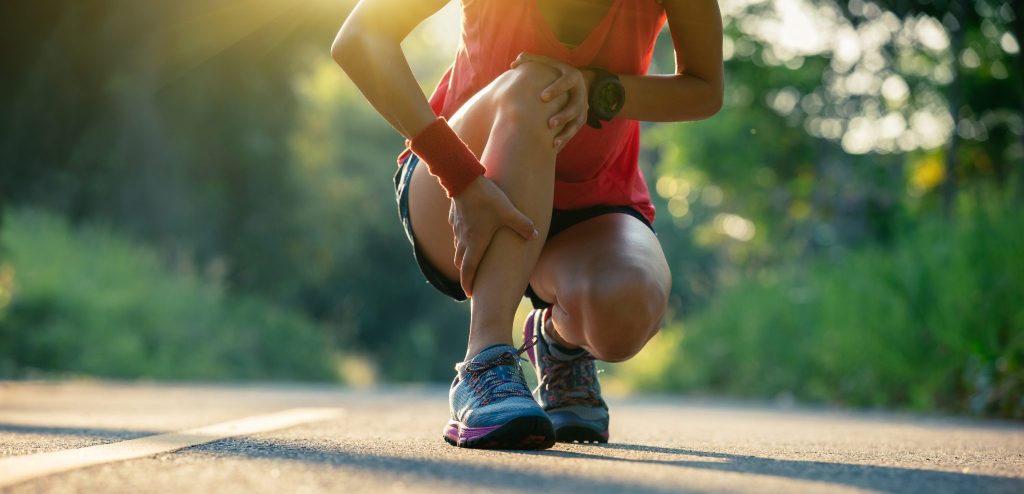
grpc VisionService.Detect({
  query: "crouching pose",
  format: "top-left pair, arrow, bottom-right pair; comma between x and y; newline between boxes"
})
332,0 -> 722,449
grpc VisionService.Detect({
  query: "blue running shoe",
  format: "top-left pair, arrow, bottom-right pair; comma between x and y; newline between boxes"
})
444,343 -> 555,449
524,308 -> 610,443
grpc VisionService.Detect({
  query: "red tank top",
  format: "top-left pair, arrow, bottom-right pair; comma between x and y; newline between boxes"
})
400,0 -> 667,222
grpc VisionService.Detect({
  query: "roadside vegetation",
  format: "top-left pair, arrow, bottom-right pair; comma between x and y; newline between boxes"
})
617,200 -> 1023,418
0,210 -> 338,381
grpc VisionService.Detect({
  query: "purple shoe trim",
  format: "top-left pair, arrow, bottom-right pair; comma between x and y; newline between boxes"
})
444,420 -> 503,444
524,310 -> 539,366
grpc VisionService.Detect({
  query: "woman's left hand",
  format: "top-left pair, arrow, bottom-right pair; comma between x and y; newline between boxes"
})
511,52 -> 592,152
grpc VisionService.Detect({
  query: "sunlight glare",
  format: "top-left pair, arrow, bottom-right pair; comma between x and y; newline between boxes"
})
913,16 -> 949,52
881,75 -> 909,103
1000,32 -> 1020,54
714,214 -> 756,242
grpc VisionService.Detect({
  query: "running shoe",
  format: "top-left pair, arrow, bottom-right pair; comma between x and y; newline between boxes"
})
444,343 -> 556,449
523,308 -> 610,443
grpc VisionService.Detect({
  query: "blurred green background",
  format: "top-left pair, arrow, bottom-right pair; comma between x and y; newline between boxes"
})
0,0 -> 1021,418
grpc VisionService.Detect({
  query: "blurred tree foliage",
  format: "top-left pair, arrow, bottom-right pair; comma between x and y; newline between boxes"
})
647,0 -> 1022,314
0,0 -> 469,380
0,210 -> 336,381
635,0 -> 1022,417
0,0 -> 1020,415
618,203 -> 1024,418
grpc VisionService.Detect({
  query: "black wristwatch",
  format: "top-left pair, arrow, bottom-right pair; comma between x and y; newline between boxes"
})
586,67 -> 625,129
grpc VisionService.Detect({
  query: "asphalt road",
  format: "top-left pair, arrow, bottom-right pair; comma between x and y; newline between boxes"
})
1,381 -> 1022,493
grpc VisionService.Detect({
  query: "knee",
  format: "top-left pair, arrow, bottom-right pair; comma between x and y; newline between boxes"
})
577,267 -> 669,362
491,62 -> 566,127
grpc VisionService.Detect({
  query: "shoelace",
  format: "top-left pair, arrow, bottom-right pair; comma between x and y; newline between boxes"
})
538,352 -> 603,408
460,337 -> 540,406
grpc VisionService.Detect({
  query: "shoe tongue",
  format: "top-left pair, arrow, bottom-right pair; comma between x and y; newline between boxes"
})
469,344 -> 517,365
456,344 -> 518,379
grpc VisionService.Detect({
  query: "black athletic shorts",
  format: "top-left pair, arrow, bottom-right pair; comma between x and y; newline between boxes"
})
394,152 -> 654,309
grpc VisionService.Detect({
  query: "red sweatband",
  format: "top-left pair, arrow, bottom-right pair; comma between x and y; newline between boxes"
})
409,117 -> 485,198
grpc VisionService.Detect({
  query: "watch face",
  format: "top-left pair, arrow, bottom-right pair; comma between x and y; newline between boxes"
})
593,78 -> 625,120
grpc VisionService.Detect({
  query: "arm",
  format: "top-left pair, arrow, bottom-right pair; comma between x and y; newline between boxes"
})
332,0 -> 537,296
617,0 -> 724,122
330,0 -> 447,139
516,0 -> 723,129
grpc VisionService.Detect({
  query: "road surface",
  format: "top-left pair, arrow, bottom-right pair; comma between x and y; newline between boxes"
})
1,381 -> 1022,493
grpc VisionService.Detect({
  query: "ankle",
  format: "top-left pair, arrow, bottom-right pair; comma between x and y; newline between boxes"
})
465,338 -> 513,361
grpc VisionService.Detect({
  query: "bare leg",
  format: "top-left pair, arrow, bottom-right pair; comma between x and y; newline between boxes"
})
529,214 -> 671,362
407,62 -> 568,359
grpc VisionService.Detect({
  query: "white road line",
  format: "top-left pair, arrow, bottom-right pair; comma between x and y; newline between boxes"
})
0,407 -> 344,488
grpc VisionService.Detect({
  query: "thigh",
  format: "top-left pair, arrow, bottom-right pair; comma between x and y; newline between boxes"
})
529,213 -> 671,312
406,89 -> 502,282
406,63 -> 563,283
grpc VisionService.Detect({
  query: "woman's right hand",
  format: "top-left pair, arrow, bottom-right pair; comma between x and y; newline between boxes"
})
450,176 -> 538,297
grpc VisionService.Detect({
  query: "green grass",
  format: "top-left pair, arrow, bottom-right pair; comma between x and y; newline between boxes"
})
617,203 -> 1024,418
0,209 -> 339,381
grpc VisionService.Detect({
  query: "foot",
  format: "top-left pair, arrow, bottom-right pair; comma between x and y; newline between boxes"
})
444,343 -> 556,449
523,308 -> 610,443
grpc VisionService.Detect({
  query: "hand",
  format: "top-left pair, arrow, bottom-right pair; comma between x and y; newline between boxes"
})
450,176 -> 538,297
511,52 -> 592,152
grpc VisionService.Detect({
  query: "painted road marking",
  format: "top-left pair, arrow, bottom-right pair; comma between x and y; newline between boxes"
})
0,407 -> 344,488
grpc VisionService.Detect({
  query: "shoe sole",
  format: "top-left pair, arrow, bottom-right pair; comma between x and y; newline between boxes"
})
444,415 -> 556,450
555,425 -> 609,444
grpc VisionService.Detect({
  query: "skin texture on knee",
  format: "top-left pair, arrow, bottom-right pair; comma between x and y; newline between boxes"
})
530,214 -> 671,362
488,62 -> 568,139
574,267 -> 669,362
408,62 -> 568,284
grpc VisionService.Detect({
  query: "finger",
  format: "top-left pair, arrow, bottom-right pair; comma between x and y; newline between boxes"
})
569,78 -> 588,113
554,84 -> 589,144
556,111 -> 590,150
554,123 -> 577,150
454,241 -> 466,270
503,206 -> 538,240
547,106 -> 584,131
510,52 -> 551,69
541,72 -> 577,103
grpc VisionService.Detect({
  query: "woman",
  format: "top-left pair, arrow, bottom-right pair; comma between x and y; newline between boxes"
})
332,0 -> 722,450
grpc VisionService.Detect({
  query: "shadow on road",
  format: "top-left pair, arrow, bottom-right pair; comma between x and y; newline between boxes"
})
190,437 -> 1024,494
191,438 -> 682,494
530,443 -> 1024,493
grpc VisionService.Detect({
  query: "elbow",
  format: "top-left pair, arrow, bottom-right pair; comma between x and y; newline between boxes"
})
684,87 -> 722,121
330,38 -> 344,66
705,90 -> 723,118
331,21 -> 369,70
677,92 -> 721,122
330,29 -> 356,68
671,75 -> 723,121
702,77 -> 724,118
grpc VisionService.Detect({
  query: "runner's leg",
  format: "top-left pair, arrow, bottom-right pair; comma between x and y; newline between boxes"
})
528,213 -> 671,362
407,61 -> 567,358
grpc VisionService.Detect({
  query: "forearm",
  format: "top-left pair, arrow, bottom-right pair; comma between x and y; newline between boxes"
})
331,29 -> 435,139
617,73 -> 723,122
613,0 -> 723,123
